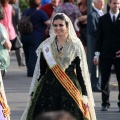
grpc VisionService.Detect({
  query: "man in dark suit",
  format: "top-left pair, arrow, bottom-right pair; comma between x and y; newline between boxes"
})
87,0 -> 104,92
94,0 -> 120,111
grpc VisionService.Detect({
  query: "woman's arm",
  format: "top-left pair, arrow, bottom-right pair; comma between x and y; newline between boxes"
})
78,15 -> 87,22
4,40 -> 12,51
75,56 -> 87,95
44,20 -> 51,26
38,52 -> 47,80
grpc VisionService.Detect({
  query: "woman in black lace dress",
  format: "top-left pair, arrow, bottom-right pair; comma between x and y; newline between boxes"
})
21,13 -> 96,120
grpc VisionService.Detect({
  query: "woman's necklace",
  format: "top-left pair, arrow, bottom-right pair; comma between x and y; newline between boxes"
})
55,37 -> 67,58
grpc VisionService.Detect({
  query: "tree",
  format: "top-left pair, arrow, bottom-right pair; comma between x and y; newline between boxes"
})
19,0 -> 29,12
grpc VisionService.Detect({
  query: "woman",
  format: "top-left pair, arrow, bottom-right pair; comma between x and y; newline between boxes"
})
20,0 -> 50,77
0,0 -> 17,42
0,22 -> 11,120
9,0 -> 25,67
53,0 -> 81,37
21,13 -> 96,120
0,0 -> 20,76
78,0 -> 87,52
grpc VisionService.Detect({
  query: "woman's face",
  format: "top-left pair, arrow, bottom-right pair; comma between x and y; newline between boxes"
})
53,19 -> 68,36
35,0 -> 41,5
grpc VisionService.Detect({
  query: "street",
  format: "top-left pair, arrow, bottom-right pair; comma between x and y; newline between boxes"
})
3,55 -> 120,120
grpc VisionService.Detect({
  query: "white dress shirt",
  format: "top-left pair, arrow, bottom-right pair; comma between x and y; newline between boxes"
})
94,7 -> 104,16
109,10 -> 119,21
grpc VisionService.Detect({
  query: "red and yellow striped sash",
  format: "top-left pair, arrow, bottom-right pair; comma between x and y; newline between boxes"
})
0,93 -> 10,118
51,64 -> 91,120
42,43 -> 92,120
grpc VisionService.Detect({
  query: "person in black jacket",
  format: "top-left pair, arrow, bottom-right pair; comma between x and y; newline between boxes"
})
87,0 -> 104,92
94,0 -> 120,111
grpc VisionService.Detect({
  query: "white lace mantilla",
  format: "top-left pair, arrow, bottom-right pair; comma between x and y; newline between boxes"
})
21,13 -> 96,120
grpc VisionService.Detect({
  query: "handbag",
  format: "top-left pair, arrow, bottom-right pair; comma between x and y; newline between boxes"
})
11,36 -> 23,50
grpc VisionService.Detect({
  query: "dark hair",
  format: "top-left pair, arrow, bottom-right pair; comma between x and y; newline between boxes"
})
52,14 -> 69,27
55,111 -> 76,120
9,0 -> 17,4
63,0 -> 69,3
0,0 -> 9,7
34,112 -> 55,120
34,111 -> 76,120
29,0 -> 40,8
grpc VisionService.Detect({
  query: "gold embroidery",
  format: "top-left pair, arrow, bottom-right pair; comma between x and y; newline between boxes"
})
0,93 -> 10,118
51,65 -> 91,120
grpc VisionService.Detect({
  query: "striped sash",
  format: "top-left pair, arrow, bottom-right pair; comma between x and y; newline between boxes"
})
42,43 -> 92,120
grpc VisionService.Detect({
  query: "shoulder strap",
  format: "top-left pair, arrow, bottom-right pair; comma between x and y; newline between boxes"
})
25,9 -> 37,17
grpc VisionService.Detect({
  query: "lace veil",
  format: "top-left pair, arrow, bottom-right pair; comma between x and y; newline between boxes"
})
21,13 -> 96,120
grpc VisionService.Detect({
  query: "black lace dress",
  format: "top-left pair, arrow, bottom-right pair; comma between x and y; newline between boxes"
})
26,53 -> 87,120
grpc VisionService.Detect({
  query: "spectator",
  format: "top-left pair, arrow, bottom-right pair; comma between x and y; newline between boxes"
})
20,0 -> 50,77
78,0 -> 87,52
40,0 -> 60,38
40,0 -> 60,18
41,0 -> 51,6
93,0 -> 120,111
0,0 -> 17,47
0,0 -> 13,77
87,0 -> 104,92
53,0 -> 81,37
9,0 -> 25,67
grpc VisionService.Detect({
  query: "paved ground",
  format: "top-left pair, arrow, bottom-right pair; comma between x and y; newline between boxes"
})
2,55 -> 120,120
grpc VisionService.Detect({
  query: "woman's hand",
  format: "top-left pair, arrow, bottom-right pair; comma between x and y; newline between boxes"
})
82,95 -> 88,106
4,40 -> 12,51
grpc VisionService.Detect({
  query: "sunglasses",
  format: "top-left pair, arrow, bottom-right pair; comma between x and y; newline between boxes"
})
53,24 -> 64,27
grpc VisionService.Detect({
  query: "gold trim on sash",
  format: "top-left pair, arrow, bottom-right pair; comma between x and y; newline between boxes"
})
51,65 -> 91,120
0,93 -> 10,118
42,44 -> 92,120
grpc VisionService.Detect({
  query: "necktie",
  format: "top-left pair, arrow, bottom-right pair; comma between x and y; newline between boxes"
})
113,15 -> 115,23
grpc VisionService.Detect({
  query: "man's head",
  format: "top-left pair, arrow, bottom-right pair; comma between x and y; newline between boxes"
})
108,0 -> 120,14
51,0 -> 60,7
93,0 -> 104,10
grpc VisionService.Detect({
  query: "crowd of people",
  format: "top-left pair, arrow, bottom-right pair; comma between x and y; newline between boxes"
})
0,0 -> 120,120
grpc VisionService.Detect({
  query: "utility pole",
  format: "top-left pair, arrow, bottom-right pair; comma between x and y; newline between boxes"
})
87,0 -> 92,73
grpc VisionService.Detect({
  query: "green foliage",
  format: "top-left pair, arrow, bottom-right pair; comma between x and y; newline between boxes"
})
104,0 -> 108,3
19,0 -> 29,12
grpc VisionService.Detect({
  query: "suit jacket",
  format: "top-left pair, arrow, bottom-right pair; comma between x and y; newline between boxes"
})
96,12 -> 120,59
87,8 -> 101,71
87,8 -> 100,38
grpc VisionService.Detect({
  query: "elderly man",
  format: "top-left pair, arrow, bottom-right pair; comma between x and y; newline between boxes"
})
87,0 -> 104,92
94,0 -> 120,111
